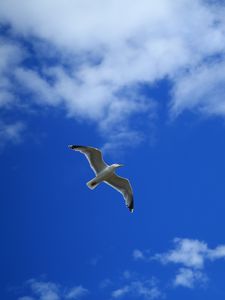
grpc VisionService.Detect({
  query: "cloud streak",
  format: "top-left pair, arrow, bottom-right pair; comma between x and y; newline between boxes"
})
18,279 -> 88,300
111,279 -> 162,300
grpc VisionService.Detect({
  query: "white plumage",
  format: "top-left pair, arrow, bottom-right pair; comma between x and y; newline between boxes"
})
68,145 -> 134,212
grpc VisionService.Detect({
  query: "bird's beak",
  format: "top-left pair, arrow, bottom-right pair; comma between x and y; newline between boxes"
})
119,164 -> 124,167
68,145 -> 75,149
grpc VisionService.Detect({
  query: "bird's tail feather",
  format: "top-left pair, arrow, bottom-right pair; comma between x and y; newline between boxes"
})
86,178 -> 100,190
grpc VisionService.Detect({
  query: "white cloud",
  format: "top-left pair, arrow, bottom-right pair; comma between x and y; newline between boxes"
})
1,0 -> 225,148
171,60 -> 225,117
156,238 -> 208,269
0,38 -> 25,108
0,38 -> 24,73
122,270 -> 133,280
112,279 -> 162,300
173,268 -> 207,288
112,285 -> 130,298
132,280 -> 162,300
0,121 -> 25,151
156,238 -> 225,269
29,280 -> 60,300
133,238 -> 225,290
65,286 -> 88,300
18,279 -> 88,300
99,278 -> 112,289
18,297 -> 35,300
208,245 -> 225,260
151,238 -> 225,289
132,249 -> 146,261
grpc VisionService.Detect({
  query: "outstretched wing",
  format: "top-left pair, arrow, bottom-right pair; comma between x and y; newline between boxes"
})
68,145 -> 108,174
105,174 -> 134,212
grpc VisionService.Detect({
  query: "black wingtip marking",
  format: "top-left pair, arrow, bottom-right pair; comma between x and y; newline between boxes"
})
128,202 -> 134,213
68,145 -> 83,149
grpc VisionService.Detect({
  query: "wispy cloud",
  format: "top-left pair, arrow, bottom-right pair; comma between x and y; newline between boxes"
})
1,1 -> 225,149
99,278 -> 112,289
65,286 -> 88,300
18,297 -> 35,300
17,279 -> 88,300
0,121 -> 25,151
111,279 -> 162,300
132,249 -> 146,261
112,285 -> 130,298
26,280 -> 60,300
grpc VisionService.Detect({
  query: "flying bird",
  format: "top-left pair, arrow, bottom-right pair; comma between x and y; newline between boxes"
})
68,145 -> 134,212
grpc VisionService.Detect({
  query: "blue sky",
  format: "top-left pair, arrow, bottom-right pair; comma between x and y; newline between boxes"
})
1,1 -> 225,299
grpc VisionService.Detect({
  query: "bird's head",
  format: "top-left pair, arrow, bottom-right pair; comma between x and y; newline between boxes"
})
113,163 -> 124,168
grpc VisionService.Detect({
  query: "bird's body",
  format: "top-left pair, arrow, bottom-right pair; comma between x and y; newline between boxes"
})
68,145 -> 134,212
87,164 -> 120,189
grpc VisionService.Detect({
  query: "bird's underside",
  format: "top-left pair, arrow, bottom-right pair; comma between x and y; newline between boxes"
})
68,145 -> 134,212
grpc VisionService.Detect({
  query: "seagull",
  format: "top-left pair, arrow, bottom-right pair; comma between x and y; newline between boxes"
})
68,145 -> 134,212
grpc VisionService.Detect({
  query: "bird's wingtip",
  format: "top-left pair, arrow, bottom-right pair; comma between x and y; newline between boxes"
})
128,206 -> 134,213
68,145 -> 77,149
